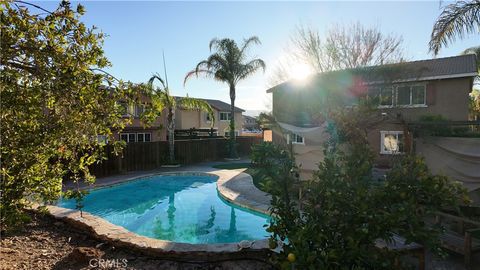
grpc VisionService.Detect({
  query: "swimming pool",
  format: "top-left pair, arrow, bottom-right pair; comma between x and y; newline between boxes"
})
58,174 -> 270,244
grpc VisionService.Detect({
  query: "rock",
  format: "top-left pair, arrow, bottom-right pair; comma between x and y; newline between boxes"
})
237,240 -> 252,250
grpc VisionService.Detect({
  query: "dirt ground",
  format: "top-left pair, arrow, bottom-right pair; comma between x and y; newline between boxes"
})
0,213 -> 273,270
1,212 -> 479,270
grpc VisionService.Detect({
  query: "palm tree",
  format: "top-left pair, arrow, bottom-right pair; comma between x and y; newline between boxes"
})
148,74 -> 215,164
184,37 -> 266,158
429,0 -> 480,55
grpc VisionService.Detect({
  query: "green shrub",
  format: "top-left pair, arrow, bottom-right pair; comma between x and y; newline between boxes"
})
0,1 -> 135,232
261,119 -> 469,269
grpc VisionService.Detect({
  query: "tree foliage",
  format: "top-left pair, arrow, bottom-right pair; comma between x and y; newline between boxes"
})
270,23 -> 405,85
255,105 -> 469,269
184,37 -> 265,158
0,0 -> 136,231
429,0 -> 480,55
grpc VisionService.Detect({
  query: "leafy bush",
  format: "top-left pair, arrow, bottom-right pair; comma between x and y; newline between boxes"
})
0,1 -> 136,231
259,117 -> 469,269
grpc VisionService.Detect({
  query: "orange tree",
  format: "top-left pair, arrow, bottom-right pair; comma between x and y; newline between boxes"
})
0,1 -> 137,231
254,105 -> 469,269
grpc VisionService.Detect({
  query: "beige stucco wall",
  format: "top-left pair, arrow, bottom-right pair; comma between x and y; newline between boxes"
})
175,109 -> 243,135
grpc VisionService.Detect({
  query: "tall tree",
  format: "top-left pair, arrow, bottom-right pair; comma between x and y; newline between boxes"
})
429,0 -> 480,55
269,23 -> 405,86
148,74 -> 215,164
0,0 -> 136,230
184,37 -> 265,158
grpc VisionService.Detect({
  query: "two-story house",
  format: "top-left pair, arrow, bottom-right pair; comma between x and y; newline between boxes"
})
116,94 -> 167,142
267,55 -> 477,179
174,97 -> 245,137
243,115 -> 259,131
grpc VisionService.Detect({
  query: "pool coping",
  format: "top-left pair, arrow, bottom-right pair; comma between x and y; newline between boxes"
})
41,168 -> 276,261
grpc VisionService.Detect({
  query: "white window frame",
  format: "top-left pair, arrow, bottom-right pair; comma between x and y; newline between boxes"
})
136,132 -> 151,142
219,112 -> 232,121
380,131 -> 404,155
287,133 -> 305,145
395,83 -> 427,108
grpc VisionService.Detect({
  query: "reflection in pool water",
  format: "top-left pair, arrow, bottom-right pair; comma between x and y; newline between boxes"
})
58,174 -> 270,244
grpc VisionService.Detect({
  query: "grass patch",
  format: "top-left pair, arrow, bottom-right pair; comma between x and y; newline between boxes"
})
212,163 -> 268,193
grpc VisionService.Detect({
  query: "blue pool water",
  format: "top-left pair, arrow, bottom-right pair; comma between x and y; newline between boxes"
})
58,174 -> 270,244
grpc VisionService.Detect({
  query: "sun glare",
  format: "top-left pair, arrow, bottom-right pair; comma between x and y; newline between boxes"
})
289,63 -> 313,81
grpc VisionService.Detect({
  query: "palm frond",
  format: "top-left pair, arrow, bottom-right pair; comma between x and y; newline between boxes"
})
209,38 -> 220,52
148,73 -> 167,91
177,96 -> 216,127
429,1 -> 480,55
236,58 -> 266,82
183,68 -> 215,86
240,36 -> 261,56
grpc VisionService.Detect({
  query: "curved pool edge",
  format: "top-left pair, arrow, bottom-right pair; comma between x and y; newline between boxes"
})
43,205 -> 272,261
215,170 -> 271,216
43,169 -> 276,261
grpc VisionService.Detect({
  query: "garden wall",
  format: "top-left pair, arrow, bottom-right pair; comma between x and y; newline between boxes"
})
90,137 -> 262,177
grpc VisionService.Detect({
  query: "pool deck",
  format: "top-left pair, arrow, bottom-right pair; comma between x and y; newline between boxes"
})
43,159 -> 276,261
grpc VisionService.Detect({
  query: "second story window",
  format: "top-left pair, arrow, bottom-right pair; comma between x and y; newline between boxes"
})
220,112 -> 231,121
135,103 -> 145,117
396,84 -> 426,106
369,87 -> 393,107
205,112 -> 213,122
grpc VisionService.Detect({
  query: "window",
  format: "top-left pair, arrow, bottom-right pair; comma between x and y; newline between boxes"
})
135,104 -> 145,117
220,112 -> 231,121
380,131 -> 404,154
205,112 -> 214,122
120,133 -> 151,142
369,87 -> 393,107
118,102 -> 129,117
397,86 -> 411,105
396,84 -> 426,106
287,133 -> 304,144
128,133 -> 136,142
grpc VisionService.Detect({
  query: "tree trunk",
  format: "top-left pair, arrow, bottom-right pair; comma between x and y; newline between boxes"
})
168,108 -> 175,164
229,84 -> 238,158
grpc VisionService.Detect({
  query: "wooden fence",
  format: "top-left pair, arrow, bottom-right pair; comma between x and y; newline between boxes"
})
90,137 -> 262,177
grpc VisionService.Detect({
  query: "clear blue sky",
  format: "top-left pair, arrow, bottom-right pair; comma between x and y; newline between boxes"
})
38,1 -> 479,115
